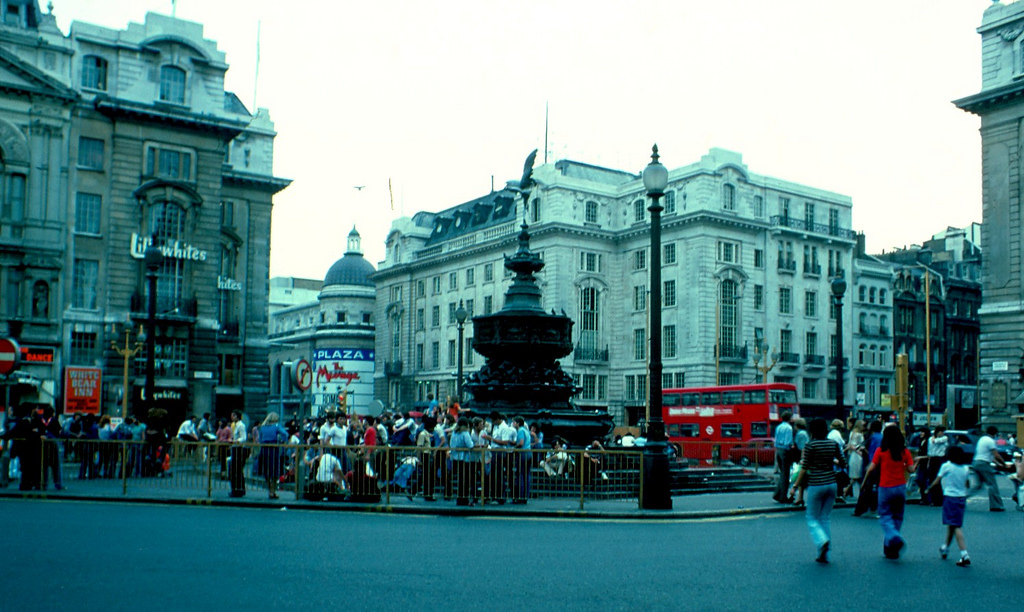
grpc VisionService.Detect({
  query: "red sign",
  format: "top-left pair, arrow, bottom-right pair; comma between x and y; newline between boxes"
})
64,367 -> 102,414
294,359 -> 312,391
0,337 -> 19,376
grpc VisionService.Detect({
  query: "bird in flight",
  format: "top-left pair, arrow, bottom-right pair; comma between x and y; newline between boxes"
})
354,186 -> 366,191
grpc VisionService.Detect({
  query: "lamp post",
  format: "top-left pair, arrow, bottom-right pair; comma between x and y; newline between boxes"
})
110,326 -> 142,419
641,145 -> 671,510
753,343 -> 778,384
831,273 -> 847,418
455,300 -> 468,401
143,237 -> 163,417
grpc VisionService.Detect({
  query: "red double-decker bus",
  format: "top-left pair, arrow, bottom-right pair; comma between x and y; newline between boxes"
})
662,383 -> 800,464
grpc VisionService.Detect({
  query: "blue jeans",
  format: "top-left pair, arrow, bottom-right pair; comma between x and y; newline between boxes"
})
805,483 -> 836,551
877,484 -> 906,548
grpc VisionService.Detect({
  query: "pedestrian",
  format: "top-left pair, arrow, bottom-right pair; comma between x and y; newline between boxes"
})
415,416 -> 438,501
449,418 -> 475,506
862,425 -> 917,560
853,420 -> 884,517
844,419 -> 866,498
923,425 -> 949,506
792,418 -> 846,563
788,417 -> 809,506
215,418 -> 231,478
772,410 -> 796,504
827,419 -> 848,501
39,406 -> 64,490
256,412 -> 288,499
966,425 -> 1008,512
512,416 -> 532,504
925,446 -> 972,567
228,410 -> 248,497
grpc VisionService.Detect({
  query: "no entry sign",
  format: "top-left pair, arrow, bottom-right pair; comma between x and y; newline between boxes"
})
0,337 -> 20,376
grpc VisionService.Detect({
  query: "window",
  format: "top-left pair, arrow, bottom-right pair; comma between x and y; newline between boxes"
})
78,137 -> 104,170
336,312 -> 346,323
717,240 -> 739,263
780,197 -> 791,220
722,184 -> 736,211
633,328 -> 646,361
721,424 -> 742,438
663,280 -> 676,307
754,249 -> 764,269
159,65 -> 186,104
664,325 -> 676,359
72,259 -> 99,309
802,378 -> 817,399
754,195 -> 764,217
779,287 -> 792,314
81,55 -> 107,90
879,289 -> 887,305
448,272 -> 458,290
447,340 -> 457,367
578,374 -> 608,401
484,295 -> 493,315
633,285 -> 646,312
416,308 -> 424,330
74,193 -> 101,234
828,208 -> 840,234
585,200 -> 599,223
415,344 -> 423,369
579,287 -> 600,352
390,285 -> 403,303
869,287 -> 876,304
804,291 -> 817,317
664,190 -> 676,214
448,302 -> 457,324
663,242 -> 676,264
432,276 -> 441,294
431,306 -> 440,327
431,342 -> 439,369
145,144 -> 193,181
580,252 -> 602,273
805,332 -> 817,356
720,280 -> 738,351
465,267 -> 475,286
530,197 -> 541,223
804,202 -> 815,226
753,284 -> 764,311
633,249 -> 647,270
69,331 -> 96,365
780,329 -> 793,353
633,199 -> 645,222
135,337 -> 189,378
220,201 -> 234,228
483,263 -> 494,282
416,280 -> 425,298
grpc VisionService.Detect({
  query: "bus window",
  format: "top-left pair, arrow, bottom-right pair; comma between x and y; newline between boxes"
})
769,389 -> 798,404
682,392 -> 701,406
663,393 -> 682,407
669,423 -> 698,438
721,390 -> 744,405
750,422 -> 769,437
721,423 -> 743,438
744,390 -> 766,404
702,392 -> 721,404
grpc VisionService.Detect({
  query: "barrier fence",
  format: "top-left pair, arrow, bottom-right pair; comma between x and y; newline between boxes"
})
4,439 -> 652,510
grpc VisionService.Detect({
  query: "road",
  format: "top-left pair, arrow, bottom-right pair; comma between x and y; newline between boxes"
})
2,498 -> 1022,611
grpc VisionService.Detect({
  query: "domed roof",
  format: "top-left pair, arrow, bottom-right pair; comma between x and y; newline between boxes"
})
323,227 -> 375,287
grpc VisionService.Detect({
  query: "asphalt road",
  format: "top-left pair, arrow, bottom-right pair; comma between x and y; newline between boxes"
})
2,498 -> 1022,612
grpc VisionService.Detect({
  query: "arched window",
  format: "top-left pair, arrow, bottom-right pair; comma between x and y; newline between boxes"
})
869,287 -> 876,303
878,289 -> 887,305
858,286 -> 866,302
722,184 -> 736,211
159,65 -> 186,104
1,154 -> 27,237
579,287 -> 600,352
150,202 -> 186,308
858,343 -> 866,365
81,55 -> 108,90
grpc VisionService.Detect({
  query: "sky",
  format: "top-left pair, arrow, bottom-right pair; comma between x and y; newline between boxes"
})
53,0 -> 994,280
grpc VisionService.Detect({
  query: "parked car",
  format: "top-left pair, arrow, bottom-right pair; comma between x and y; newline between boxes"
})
727,438 -> 775,467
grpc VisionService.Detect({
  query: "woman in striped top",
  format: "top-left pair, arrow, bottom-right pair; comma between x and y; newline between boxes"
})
794,417 -> 846,563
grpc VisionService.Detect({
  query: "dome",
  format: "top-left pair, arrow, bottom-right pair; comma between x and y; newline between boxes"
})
324,253 -> 375,287
323,227 -> 375,287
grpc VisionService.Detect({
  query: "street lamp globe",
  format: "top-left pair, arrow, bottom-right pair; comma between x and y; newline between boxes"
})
642,144 -> 668,197
830,274 -> 846,300
455,302 -> 468,325
144,240 -> 163,273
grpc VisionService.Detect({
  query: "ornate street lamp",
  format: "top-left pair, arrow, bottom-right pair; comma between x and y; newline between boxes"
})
831,273 -> 847,418
641,145 -> 671,510
144,237 -> 163,417
455,300 -> 468,401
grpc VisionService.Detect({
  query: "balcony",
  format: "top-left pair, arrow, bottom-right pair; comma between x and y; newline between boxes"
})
777,260 -> 796,274
804,354 -> 825,368
770,215 -> 856,240
829,356 -> 849,368
778,352 -> 800,364
803,263 -> 822,277
384,360 -> 403,376
717,343 -> 748,362
574,344 -> 609,362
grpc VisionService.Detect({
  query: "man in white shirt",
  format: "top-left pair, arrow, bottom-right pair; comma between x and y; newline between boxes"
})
968,425 -> 1007,511
177,416 -> 199,442
484,412 -> 516,503
228,410 -> 248,497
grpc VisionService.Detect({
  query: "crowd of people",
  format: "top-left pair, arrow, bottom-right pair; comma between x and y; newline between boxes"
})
775,412 -> 1024,565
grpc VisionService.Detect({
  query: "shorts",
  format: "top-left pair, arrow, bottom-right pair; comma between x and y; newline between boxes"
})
941,496 -> 966,528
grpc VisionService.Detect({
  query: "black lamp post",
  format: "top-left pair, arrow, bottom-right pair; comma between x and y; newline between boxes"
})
831,273 -> 846,418
143,237 -> 163,416
455,300 -> 468,402
641,145 -> 671,510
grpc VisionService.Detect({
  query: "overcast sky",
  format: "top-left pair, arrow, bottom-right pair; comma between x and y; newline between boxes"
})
54,0 -> 993,280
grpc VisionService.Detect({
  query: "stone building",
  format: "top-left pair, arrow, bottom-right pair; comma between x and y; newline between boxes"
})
373,149 -> 858,424
955,1 -> 1024,429
0,5 -> 288,423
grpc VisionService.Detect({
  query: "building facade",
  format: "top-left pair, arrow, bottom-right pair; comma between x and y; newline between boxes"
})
0,5 -> 288,424
955,1 -> 1024,429
373,149 -> 859,424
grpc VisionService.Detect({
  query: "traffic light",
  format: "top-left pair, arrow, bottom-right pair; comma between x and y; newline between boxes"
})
895,354 -> 908,435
